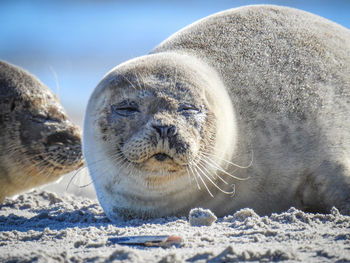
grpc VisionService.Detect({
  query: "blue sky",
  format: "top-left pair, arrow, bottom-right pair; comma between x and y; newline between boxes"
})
1,0 -> 349,120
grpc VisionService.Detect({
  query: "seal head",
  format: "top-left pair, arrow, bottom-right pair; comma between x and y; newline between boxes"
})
83,52 -> 236,220
0,60 -> 83,201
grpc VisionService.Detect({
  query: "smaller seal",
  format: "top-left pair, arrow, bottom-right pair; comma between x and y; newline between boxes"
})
0,60 -> 84,202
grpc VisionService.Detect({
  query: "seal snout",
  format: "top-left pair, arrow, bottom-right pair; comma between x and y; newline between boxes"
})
152,124 -> 177,139
46,131 -> 81,146
44,129 -> 83,167
151,124 -> 184,162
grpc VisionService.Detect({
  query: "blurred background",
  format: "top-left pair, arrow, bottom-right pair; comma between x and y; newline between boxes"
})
1,0 -> 349,198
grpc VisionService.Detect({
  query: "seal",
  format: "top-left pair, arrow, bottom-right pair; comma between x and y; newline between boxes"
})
83,5 -> 350,220
0,60 -> 83,202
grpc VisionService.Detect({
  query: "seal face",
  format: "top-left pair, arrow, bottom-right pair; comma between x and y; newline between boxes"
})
84,54 -> 235,219
84,5 -> 350,220
0,60 -> 83,202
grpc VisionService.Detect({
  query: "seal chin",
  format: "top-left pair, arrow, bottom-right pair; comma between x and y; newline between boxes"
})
123,146 -> 190,169
150,153 -> 183,173
124,151 -> 185,173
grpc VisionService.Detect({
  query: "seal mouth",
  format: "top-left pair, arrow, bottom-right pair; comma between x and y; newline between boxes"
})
152,153 -> 173,162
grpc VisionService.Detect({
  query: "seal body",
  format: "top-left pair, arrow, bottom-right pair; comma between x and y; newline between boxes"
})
0,60 -> 83,202
83,5 -> 350,220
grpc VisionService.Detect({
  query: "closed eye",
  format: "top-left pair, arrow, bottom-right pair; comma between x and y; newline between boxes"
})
111,101 -> 140,117
178,104 -> 200,114
30,114 -> 61,123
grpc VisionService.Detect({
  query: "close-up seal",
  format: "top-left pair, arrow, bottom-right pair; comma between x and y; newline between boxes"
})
0,60 -> 83,202
83,5 -> 350,220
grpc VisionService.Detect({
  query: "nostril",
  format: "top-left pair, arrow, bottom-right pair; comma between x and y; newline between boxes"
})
152,125 -> 177,138
167,125 -> 177,137
152,125 -> 167,138
46,131 -> 81,146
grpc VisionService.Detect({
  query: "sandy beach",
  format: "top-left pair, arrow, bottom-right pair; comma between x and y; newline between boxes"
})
1,189 -> 350,262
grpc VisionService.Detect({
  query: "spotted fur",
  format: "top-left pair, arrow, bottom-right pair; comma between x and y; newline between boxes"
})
84,5 -> 350,220
0,60 -> 83,202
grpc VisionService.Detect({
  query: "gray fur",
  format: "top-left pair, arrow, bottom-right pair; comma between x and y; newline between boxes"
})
84,5 -> 350,219
0,60 -> 83,202
152,5 -> 350,215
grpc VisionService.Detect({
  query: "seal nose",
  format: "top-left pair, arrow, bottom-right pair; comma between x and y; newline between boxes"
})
152,125 -> 177,138
46,131 -> 81,146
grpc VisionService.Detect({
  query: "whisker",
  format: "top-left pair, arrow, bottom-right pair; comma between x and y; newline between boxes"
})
194,162 -> 235,196
170,57 -> 178,90
197,159 -> 228,185
200,155 -> 249,181
191,164 -> 214,197
85,152 -> 124,167
49,66 -> 60,100
88,164 -> 116,181
188,162 -> 201,190
185,167 -> 193,187
122,74 -> 137,90
78,181 -> 93,188
134,72 -> 143,90
66,165 -> 87,190
200,149 -> 254,169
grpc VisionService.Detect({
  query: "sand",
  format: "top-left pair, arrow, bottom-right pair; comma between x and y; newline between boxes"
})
1,190 -> 350,263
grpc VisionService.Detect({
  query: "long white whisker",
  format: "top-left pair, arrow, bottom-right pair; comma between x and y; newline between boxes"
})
192,163 -> 214,197
201,155 -> 249,181
195,162 -> 235,196
197,159 -> 228,185
188,163 -> 201,190
201,150 -> 254,169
